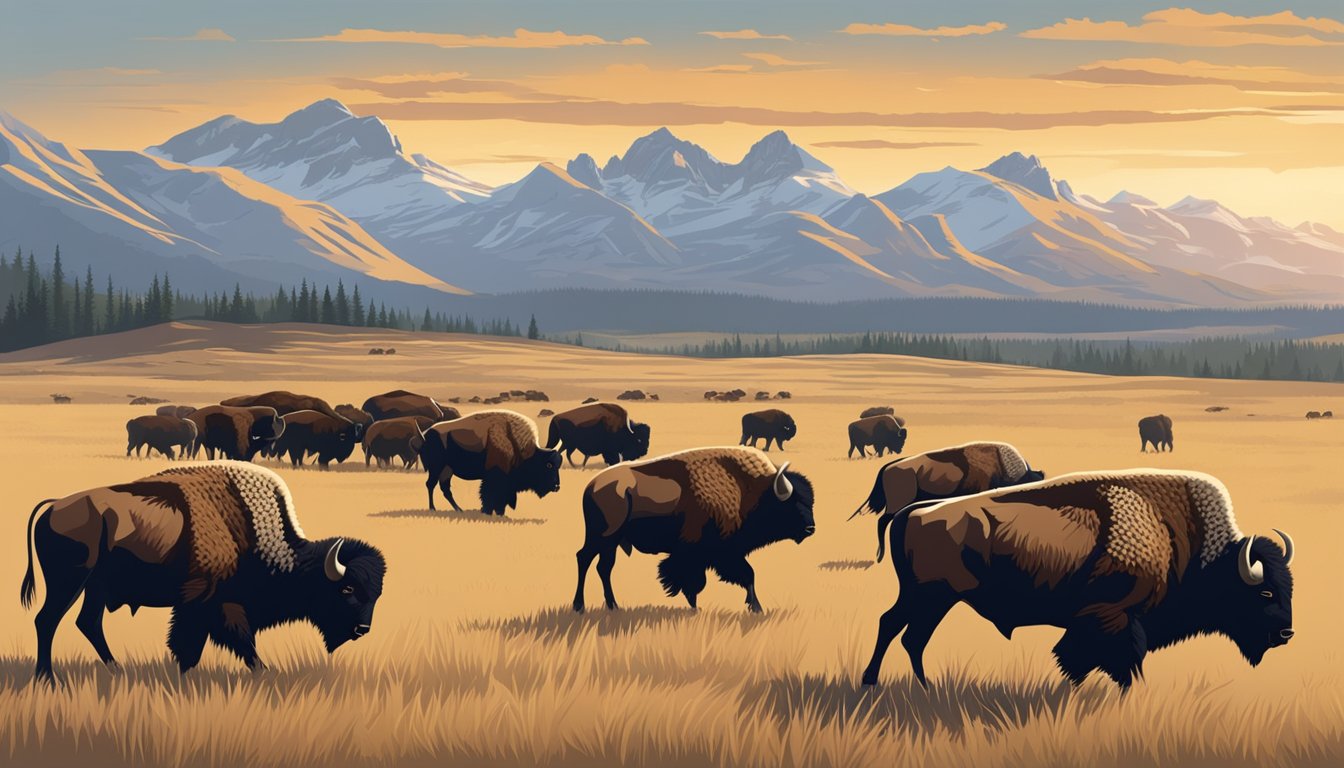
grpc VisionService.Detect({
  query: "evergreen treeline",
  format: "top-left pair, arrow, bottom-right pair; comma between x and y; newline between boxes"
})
0,247 -> 527,352
604,332 -> 1344,383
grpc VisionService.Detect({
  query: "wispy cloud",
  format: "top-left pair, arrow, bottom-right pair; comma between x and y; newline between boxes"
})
742,52 -> 824,67
1040,58 -> 1344,94
330,73 -> 574,100
140,28 -> 235,42
680,64 -> 755,74
811,139 -> 977,150
277,28 -> 648,49
840,21 -> 1006,38
700,29 -> 792,41
1021,8 -> 1344,47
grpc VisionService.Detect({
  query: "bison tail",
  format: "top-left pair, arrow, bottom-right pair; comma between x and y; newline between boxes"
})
20,498 -> 55,610
849,461 -> 894,520
875,497 -> 944,564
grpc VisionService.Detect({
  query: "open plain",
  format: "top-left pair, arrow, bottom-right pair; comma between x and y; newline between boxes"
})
0,322 -> 1340,767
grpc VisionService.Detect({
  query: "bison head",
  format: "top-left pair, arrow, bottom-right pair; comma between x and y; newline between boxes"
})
779,416 -> 798,441
519,448 -> 563,497
883,423 -> 908,454
304,537 -> 387,653
1220,530 -> 1294,666
620,421 -> 652,461
1020,467 -> 1046,484
748,462 -> 816,546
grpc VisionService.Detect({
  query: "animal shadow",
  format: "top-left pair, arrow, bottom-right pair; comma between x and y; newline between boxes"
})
469,605 -> 784,642
818,559 -> 874,572
369,508 -> 545,525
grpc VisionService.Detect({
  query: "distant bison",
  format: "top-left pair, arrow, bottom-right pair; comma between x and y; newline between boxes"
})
419,411 -> 562,515
861,406 -> 896,419
740,409 -> 798,452
1326,411 -> 1335,419
538,408 -> 555,417
128,396 -> 169,406
368,348 -> 385,355
363,416 -> 434,469
617,390 -> 647,401
704,391 -> 718,401
848,415 -> 907,458
186,405 -> 285,461
272,410 -> 361,469
19,462 -> 386,683
574,447 -> 815,613
1139,414 -> 1174,452
156,404 -> 197,419
362,389 -> 456,423
126,415 -> 197,460
384,348 -> 397,355
861,471 -> 1295,689
50,394 -> 71,404
221,391 -> 354,432
755,391 -> 771,401
582,397 -> 599,404
1306,411 -> 1322,419
776,391 -> 792,400
545,402 -> 651,467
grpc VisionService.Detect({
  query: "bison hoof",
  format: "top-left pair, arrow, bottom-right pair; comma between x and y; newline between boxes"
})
860,673 -> 879,687
747,602 -> 763,614
604,601 -> 620,611
572,601 -> 585,613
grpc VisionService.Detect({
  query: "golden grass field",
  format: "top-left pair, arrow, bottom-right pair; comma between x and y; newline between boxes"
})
0,321 -> 1341,767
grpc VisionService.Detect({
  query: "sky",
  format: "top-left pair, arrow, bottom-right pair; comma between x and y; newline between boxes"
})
3,1 -> 1342,227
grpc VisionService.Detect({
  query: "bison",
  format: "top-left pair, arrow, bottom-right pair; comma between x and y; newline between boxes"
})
19,462 -> 387,684
363,416 -> 434,469
335,404 -> 374,430
272,410 -> 361,469
848,415 -> 907,458
126,415 -> 197,460
222,390 -> 345,423
850,442 -> 1044,534
739,409 -> 798,452
1139,414 -> 1174,452
419,410 -> 562,515
573,447 -> 814,613
861,470 -> 1295,690
186,405 -> 285,460
362,389 -> 456,423
545,402 -> 651,467
155,404 -> 197,419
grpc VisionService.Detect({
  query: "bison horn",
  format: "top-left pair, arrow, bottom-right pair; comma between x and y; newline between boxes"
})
773,462 -> 794,501
1273,528 -> 1294,566
627,417 -> 635,434
1238,537 -> 1264,586
325,538 -> 347,582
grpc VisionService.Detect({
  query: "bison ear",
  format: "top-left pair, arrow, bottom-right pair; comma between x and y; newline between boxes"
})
325,538 -> 347,582
773,462 -> 793,501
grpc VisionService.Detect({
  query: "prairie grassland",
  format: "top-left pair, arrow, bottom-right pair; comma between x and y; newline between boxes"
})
0,322 -> 1340,767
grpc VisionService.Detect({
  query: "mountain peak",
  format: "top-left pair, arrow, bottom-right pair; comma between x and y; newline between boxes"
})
979,152 -> 1056,199
1108,190 -> 1158,207
566,153 -> 602,188
290,98 -> 355,121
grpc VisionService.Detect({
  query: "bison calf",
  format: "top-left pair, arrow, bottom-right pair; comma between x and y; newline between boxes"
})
740,409 -> 797,452
363,416 -> 434,469
573,447 -> 814,613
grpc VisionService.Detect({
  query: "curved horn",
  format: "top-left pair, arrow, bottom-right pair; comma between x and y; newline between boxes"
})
324,538 -> 347,582
773,461 -> 794,501
1238,536 -> 1264,586
1273,528 -> 1294,566
627,417 -> 634,434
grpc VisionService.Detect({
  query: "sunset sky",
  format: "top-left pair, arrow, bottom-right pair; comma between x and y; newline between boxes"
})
3,1 -> 1342,227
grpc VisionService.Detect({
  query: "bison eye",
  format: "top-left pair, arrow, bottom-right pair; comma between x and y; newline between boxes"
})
1260,590 -> 1273,599
341,585 -> 355,596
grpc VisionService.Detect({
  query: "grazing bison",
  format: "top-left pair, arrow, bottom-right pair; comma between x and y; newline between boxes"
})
740,409 -> 798,452
419,410 -> 562,515
861,470 -> 1295,689
335,404 -> 374,431
272,410 -> 361,469
573,447 -> 815,613
616,390 -> 647,401
776,391 -> 792,400
222,391 -> 345,423
156,404 -> 197,419
362,389 -> 456,423
363,416 -> 434,469
861,406 -> 896,419
545,402 -> 651,467
1139,414 -> 1174,452
186,405 -> 285,460
851,442 -> 1044,538
126,415 -> 197,460
848,415 -> 907,458
19,462 -> 387,684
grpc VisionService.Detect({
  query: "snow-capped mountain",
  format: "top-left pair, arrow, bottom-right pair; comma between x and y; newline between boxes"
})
147,99 -> 493,246
0,111 -> 465,296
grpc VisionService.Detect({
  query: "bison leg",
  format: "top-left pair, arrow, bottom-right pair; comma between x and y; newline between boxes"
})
74,581 -> 119,670
712,557 -> 762,613
208,603 -> 264,671
167,606 -> 209,674
581,453 -> 590,468
439,475 -> 465,513
565,448 -> 579,468
1053,617 -> 1147,690
573,542 -> 601,612
900,588 -> 956,688
33,570 -> 88,686
596,544 -> 620,610
861,593 -> 913,685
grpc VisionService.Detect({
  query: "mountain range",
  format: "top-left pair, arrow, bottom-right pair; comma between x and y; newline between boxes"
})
3,99 -> 1342,306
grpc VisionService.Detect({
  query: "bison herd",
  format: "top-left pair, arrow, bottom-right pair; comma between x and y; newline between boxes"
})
19,391 -> 1298,697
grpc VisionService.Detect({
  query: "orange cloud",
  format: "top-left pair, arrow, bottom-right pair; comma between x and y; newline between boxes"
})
742,52 -> 824,67
840,21 -> 1006,37
700,29 -> 792,41
681,64 -> 755,74
811,139 -> 976,150
278,28 -> 649,49
141,28 -> 235,42
1021,8 -> 1344,47
331,73 -> 573,100
1042,58 -> 1344,94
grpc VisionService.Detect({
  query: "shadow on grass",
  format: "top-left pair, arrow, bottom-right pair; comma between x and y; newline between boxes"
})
746,669 -> 1113,736
369,508 -> 546,525
818,559 -> 874,571
469,604 -> 786,641
0,653 -> 359,696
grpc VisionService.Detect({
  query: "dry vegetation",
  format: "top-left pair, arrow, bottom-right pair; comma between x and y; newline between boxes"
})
0,322 -> 1341,767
